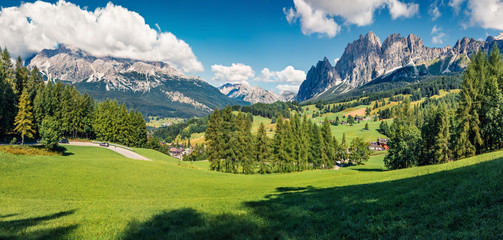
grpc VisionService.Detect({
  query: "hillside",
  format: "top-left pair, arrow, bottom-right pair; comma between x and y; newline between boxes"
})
27,45 -> 246,118
0,145 -> 501,239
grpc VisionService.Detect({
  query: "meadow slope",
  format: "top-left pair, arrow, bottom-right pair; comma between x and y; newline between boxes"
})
0,146 -> 502,239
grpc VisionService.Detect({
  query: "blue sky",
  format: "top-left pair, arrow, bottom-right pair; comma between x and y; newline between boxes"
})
1,0 -> 502,94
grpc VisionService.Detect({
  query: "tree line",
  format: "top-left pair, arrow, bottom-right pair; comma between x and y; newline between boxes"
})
385,45 -> 503,169
205,106 -> 371,174
0,48 -> 147,150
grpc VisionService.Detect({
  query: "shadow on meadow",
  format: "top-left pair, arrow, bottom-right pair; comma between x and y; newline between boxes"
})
122,158 -> 503,239
0,210 -> 78,240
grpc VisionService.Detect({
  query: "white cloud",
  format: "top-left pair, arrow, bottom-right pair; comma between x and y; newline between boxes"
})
285,0 -> 419,37
466,0 -> 503,31
429,2 -> 442,21
431,25 -> 446,44
258,66 -> 306,85
211,63 -> 255,85
449,0 -> 466,13
0,1 -> 203,72
388,0 -> 419,19
284,0 -> 340,37
276,84 -> 300,94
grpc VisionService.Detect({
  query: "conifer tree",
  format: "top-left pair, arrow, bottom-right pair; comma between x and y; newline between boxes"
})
236,112 -> 254,174
0,63 -> 16,139
321,117 -> 335,168
309,122 -> 323,168
384,97 -> 421,169
455,51 -> 485,158
220,106 -> 237,173
206,108 -> 223,171
13,56 -> 28,96
14,90 -> 35,145
256,122 -> 270,174
480,44 -> 503,150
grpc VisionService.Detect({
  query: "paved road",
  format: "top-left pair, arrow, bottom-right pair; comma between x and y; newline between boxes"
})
67,142 -> 151,161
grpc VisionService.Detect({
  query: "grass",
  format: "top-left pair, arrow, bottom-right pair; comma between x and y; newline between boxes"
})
146,117 -> 185,128
1,145 -> 502,239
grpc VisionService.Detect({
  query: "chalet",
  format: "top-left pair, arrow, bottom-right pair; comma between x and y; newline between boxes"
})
340,121 -> 348,125
369,142 -> 384,151
378,137 -> 389,145
169,147 -> 184,159
369,137 -> 389,151
355,116 -> 364,121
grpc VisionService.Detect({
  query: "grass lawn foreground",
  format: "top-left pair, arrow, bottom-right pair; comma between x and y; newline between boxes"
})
0,145 -> 502,239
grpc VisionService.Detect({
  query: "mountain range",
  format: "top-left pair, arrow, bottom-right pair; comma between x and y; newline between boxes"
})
218,83 -> 296,104
27,45 -> 246,118
296,32 -> 503,102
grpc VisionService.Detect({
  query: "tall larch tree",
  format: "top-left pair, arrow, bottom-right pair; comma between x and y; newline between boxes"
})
14,90 -> 36,145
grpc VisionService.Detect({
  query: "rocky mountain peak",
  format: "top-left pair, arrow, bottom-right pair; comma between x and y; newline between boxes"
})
28,44 -> 186,92
218,83 -> 287,104
296,32 -> 503,102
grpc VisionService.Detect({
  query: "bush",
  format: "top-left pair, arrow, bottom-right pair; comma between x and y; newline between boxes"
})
39,116 -> 61,151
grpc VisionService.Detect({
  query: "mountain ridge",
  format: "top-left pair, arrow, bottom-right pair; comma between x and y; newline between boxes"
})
297,32 -> 503,102
218,83 -> 295,104
27,45 -> 246,118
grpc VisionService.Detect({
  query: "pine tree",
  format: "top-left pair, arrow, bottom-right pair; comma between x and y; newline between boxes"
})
309,122 -> 323,168
206,108 -> 223,171
0,62 -> 16,139
384,97 -> 421,169
488,43 -> 503,90
236,112 -> 254,174
364,123 -> 369,130
321,117 -> 335,168
455,51 -> 486,158
481,45 -> 503,150
13,56 -> 28,97
220,106 -> 237,173
433,105 -> 451,163
256,122 -> 270,174
14,90 -> 36,145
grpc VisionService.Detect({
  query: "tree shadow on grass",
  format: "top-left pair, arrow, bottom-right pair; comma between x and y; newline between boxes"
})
351,168 -> 387,172
122,158 -> 503,239
0,210 -> 78,240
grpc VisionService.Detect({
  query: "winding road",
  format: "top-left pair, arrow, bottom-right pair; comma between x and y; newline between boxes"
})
67,142 -> 151,161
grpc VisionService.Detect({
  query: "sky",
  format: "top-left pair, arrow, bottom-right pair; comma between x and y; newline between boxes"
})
0,0 -> 502,94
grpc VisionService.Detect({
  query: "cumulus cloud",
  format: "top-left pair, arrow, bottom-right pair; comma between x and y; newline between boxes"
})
259,66 -> 306,85
283,0 -> 340,37
465,0 -> 503,31
0,1 -> 203,72
284,0 -> 419,37
211,63 -> 255,85
276,84 -> 300,94
431,25 -> 446,44
429,1 -> 441,21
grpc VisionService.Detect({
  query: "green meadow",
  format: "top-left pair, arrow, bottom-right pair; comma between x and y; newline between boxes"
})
1,145 -> 502,239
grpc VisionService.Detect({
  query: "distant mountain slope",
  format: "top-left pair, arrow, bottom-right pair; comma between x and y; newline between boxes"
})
218,83 -> 294,104
28,45 -> 245,118
297,32 -> 503,102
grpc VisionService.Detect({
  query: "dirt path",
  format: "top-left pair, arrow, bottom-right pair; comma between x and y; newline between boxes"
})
67,142 -> 151,161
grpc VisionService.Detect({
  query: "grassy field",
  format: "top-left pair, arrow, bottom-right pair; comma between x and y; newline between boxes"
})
1,145 -> 502,239
146,117 -> 185,129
